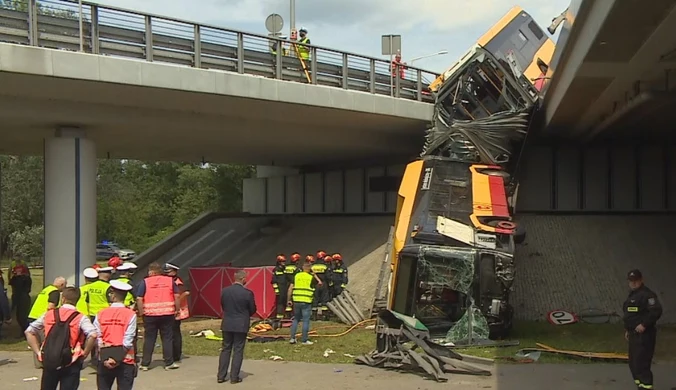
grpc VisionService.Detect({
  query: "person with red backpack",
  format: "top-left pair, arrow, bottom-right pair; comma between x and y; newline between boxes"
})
94,280 -> 137,390
25,287 -> 98,390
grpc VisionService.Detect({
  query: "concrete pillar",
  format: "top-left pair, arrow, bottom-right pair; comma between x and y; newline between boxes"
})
44,128 -> 97,287
256,166 -> 298,178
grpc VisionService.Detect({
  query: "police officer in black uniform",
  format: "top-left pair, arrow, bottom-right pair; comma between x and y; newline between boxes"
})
622,269 -> 662,390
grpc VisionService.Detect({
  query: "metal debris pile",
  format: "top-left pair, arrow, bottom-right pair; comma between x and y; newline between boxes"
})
356,310 -> 491,382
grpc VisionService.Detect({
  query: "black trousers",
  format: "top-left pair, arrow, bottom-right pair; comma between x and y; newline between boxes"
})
275,293 -> 286,318
314,283 -> 330,308
41,358 -> 83,390
11,293 -> 31,335
172,319 -> 183,362
217,331 -> 246,381
141,315 -> 174,367
332,285 -> 344,298
628,328 -> 657,388
97,362 -> 135,390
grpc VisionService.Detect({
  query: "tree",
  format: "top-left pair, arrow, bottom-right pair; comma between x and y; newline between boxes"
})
9,225 -> 44,265
1,0 -> 79,19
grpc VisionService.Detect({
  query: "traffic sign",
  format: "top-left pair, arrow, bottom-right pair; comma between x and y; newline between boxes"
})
265,13 -> 284,34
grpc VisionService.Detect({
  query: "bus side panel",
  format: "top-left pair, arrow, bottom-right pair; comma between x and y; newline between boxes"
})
524,38 -> 556,83
389,160 -> 424,310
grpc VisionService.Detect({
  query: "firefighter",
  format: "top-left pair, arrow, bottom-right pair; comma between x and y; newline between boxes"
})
311,254 -> 331,312
331,253 -> 348,298
272,255 -> 287,320
623,269 -> 662,390
283,253 -> 302,318
8,258 -> 32,336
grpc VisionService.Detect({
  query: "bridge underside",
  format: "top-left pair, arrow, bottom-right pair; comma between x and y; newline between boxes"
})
544,0 -> 676,141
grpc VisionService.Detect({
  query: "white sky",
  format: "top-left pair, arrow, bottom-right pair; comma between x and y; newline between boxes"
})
89,0 -> 570,73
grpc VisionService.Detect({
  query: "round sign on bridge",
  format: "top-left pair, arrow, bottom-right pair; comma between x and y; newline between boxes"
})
265,13 -> 284,34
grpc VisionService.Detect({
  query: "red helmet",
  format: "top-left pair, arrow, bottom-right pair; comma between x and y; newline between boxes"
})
108,257 -> 123,269
323,255 -> 333,263
316,250 -> 326,260
332,253 -> 342,261
91,264 -> 101,270
290,253 -> 301,263
305,255 -> 315,263
276,254 -> 286,263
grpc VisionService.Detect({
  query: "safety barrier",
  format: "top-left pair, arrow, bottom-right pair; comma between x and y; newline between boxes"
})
0,0 -> 437,102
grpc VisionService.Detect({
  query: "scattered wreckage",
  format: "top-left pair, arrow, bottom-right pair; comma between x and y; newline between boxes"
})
383,43 -> 540,353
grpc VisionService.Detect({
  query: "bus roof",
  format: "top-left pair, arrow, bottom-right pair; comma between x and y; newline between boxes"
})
477,6 -> 526,47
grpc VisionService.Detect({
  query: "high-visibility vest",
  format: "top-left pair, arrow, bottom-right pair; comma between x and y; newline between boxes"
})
284,264 -> 299,285
292,272 -> 315,304
87,280 -> 111,316
174,277 -> 189,320
116,277 -> 135,307
97,305 -> 136,365
297,37 -> 310,60
311,263 -> 327,275
142,275 -> 176,317
76,284 -> 92,316
28,285 -> 59,319
41,307 -> 85,366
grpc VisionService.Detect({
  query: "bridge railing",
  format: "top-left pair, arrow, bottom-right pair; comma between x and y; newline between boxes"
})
0,0 -> 438,103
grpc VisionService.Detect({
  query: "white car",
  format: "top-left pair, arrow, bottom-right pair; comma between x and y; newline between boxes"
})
96,243 -> 136,261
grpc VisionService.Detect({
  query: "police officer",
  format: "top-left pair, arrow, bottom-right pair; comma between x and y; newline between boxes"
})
623,269 -> 662,390
115,263 -> 136,308
164,262 -> 189,363
76,267 -> 100,317
87,266 -> 114,365
272,255 -> 287,320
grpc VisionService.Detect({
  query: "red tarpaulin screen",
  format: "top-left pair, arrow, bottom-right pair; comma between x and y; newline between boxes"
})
188,265 -> 275,319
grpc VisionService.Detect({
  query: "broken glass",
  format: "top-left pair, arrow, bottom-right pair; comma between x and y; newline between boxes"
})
416,246 -> 474,294
444,303 -> 490,343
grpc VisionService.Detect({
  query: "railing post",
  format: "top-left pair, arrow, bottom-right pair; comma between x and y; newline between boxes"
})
395,71 -> 401,98
417,70 -> 423,102
275,42 -> 282,79
236,33 -> 244,73
144,15 -> 153,61
193,25 -> 201,68
91,5 -> 100,54
342,53 -> 349,89
310,47 -> 317,85
369,60 -> 375,94
28,0 -> 38,46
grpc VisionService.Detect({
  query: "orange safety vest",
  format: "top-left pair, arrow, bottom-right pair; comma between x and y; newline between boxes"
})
174,277 -> 190,321
97,305 -> 136,365
41,307 -> 85,366
142,275 -> 176,316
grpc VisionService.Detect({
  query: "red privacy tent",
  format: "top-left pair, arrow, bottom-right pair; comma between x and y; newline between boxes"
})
188,264 -> 276,319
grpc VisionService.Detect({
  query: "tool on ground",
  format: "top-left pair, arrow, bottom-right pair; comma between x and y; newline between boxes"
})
516,343 -> 628,362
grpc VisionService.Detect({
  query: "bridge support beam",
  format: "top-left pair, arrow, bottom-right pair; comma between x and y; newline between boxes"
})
44,128 -> 96,287
256,166 -> 299,178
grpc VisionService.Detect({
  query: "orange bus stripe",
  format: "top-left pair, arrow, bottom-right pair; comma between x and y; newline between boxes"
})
472,170 -> 494,216
488,176 -> 510,216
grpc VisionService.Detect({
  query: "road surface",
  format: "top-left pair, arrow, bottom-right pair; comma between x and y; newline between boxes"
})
1,352 -> 675,389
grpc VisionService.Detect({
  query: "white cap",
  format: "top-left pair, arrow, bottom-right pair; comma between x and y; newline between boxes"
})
164,263 -> 180,271
117,263 -> 134,271
98,266 -> 114,272
109,280 -> 132,292
127,263 -> 138,269
83,268 -> 99,279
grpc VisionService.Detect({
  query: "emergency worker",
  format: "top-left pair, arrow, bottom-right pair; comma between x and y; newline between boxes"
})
296,27 -> 311,62
272,254 -> 287,319
25,287 -> 98,390
270,35 -> 289,56
94,280 -> 137,390
76,267 -> 100,317
283,253 -> 301,318
8,259 -> 32,336
115,263 -> 136,308
623,269 -> 662,390
331,253 -> 348,297
164,262 -> 189,363
28,277 -> 66,324
87,266 -> 114,365
288,261 -> 318,345
137,262 -> 180,371
311,254 -> 331,311
108,255 -> 123,270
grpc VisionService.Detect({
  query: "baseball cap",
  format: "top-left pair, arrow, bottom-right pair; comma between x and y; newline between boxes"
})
83,267 -> 99,279
627,269 -> 643,281
109,280 -> 132,292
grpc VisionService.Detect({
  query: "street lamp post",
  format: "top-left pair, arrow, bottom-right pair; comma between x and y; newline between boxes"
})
409,50 -> 449,64
290,0 -> 296,34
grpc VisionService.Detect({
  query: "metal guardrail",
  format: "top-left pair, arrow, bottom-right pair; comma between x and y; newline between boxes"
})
0,0 -> 438,103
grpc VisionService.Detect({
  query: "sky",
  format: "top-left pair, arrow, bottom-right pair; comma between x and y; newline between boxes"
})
89,0 -> 570,73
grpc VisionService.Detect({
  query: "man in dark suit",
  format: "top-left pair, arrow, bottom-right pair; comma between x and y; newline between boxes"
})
217,270 -> 256,384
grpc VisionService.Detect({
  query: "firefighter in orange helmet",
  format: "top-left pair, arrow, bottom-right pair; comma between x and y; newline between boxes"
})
330,253 -> 348,297
311,253 -> 332,312
272,255 -> 287,320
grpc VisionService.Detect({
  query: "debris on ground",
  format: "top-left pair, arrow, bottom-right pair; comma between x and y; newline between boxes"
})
327,290 -> 367,325
190,329 -> 217,338
516,343 -> 628,362
269,355 -> 283,361
0,358 -> 16,366
356,310 -> 492,382
323,349 -> 335,358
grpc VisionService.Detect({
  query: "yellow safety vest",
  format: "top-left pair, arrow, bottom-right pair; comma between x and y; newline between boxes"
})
87,280 -> 111,316
28,285 -> 59,319
116,277 -> 135,307
76,284 -> 92,316
297,37 -> 310,60
292,272 -> 315,304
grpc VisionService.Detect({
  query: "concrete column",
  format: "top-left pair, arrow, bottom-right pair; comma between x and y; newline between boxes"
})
256,166 -> 298,178
44,128 -> 97,287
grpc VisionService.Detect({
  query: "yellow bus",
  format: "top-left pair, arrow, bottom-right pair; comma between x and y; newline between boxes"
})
430,6 -> 555,92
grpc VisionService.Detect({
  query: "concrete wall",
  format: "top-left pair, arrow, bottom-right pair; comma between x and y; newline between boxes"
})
518,144 -> 676,212
243,164 -> 406,214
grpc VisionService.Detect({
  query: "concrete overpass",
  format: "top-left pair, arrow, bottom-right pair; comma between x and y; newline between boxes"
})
543,0 -> 676,140
0,0 -> 436,286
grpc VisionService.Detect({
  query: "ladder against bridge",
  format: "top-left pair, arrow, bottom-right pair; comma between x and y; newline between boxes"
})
371,226 -> 394,317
